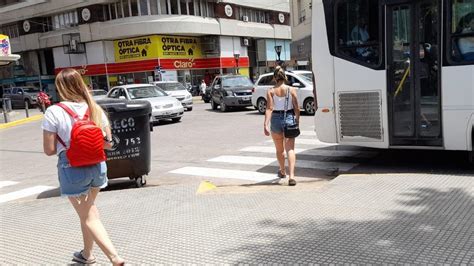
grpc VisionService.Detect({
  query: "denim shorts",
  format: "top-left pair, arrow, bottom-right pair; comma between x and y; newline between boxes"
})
57,152 -> 108,197
271,110 -> 296,134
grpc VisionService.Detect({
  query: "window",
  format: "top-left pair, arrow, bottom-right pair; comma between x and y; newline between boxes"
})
170,0 -> 179,14
0,24 -> 19,38
130,0 -> 139,16
150,0 -> 159,15
257,75 -> 276,86
299,9 -> 306,23
109,88 -> 121,98
51,10 -> 79,30
286,75 -> 305,88
450,0 -> 474,63
139,0 -> 149,15
335,0 -> 381,67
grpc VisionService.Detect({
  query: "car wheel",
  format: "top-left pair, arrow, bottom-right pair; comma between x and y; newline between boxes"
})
187,107 -> 193,111
172,117 -> 182,122
220,100 -> 227,112
211,99 -> 218,110
304,98 -> 316,116
257,98 -> 267,114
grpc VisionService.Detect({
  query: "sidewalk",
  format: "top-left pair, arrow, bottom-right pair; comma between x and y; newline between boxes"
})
0,173 -> 472,264
0,108 -> 43,125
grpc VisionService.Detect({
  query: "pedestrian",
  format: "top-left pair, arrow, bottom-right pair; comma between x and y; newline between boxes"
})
41,68 -> 125,265
37,90 -> 51,113
263,66 -> 300,186
200,79 -> 207,96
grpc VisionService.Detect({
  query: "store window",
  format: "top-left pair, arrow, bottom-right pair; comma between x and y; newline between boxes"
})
335,0 -> 381,67
450,0 -> 474,63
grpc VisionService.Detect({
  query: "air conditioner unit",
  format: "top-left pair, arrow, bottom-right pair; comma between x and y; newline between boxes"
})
242,38 -> 250,46
242,15 -> 249,22
69,39 -> 77,52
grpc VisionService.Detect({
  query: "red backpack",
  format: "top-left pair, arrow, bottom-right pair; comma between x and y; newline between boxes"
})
56,103 -> 106,167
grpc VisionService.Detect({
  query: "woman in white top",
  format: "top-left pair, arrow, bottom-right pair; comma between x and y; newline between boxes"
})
264,66 -> 300,186
42,69 -> 125,265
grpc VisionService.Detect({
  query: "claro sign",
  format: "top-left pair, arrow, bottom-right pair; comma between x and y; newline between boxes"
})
173,59 -> 196,69
114,35 -> 202,63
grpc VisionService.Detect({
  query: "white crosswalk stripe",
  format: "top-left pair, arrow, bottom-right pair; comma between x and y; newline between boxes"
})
0,185 -> 55,204
0,181 -> 18,189
167,131 -> 377,183
208,155 -> 358,172
240,146 -> 378,158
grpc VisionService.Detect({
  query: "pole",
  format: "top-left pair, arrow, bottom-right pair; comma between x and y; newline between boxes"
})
103,41 -> 110,91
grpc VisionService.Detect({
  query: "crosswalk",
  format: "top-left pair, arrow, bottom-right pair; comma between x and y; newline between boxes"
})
168,129 -> 378,184
0,182 -> 55,204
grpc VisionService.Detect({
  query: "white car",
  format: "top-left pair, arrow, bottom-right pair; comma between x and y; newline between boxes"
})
90,89 -> 108,101
151,81 -> 193,111
251,70 -> 315,115
107,84 -> 184,123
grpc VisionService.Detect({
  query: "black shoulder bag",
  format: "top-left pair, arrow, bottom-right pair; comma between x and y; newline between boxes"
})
283,87 -> 300,138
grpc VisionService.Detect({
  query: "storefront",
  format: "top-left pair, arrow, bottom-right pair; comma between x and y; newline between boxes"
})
55,35 -> 250,90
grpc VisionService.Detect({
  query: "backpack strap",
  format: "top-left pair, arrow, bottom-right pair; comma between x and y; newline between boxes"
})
56,103 -> 79,120
57,135 -> 67,148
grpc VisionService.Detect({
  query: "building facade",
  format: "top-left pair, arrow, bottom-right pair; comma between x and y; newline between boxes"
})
290,0 -> 311,70
0,0 -> 291,94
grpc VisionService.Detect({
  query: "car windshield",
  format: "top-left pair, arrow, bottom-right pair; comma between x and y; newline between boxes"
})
222,76 -> 253,87
155,82 -> 186,91
23,87 -> 40,93
92,90 -> 107,96
128,86 -> 167,99
297,73 -> 314,84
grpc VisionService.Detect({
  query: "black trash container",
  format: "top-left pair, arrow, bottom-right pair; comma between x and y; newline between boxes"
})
97,99 -> 152,187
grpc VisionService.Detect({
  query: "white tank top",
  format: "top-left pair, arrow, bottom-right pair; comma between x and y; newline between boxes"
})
272,88 -> 293,111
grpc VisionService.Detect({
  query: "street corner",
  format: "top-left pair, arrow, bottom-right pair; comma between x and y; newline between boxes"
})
0,114 -> 43,130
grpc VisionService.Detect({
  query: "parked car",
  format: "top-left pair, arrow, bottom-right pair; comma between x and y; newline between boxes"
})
150,81 -> 193,111
107,84 -> 184,123
2,86 -> 43,108
209,75 -> 254,112
251,70 -> 316,115
90,89 -> 108,101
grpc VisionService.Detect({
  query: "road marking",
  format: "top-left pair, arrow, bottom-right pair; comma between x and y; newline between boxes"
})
170,167 -> 284,182
208,155 -> 358,172
266,138 -> 334,146
0,181 -> 19,189
300,130 -> 316,136
0,114 -> 43,130
240,146 -> 378,158
0,185 -> 55,203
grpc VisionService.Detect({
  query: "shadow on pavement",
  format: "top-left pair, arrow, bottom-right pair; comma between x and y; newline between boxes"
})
217,187 -> 474,263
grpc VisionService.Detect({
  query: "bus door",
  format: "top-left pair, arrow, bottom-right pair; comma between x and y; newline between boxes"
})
386,0 -> 443,146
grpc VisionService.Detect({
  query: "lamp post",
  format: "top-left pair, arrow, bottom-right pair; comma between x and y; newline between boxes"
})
234,53 -> 240,74
274,45 -> 282,66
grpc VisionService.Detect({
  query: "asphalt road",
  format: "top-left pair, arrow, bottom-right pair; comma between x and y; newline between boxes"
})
0,99 -> 472,203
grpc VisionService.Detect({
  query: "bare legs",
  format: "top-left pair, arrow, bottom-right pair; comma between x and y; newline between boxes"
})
271,133 -> 296,183
69,188 -> 124,265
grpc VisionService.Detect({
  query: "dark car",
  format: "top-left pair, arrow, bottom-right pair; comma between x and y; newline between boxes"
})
209,75 -> 254,112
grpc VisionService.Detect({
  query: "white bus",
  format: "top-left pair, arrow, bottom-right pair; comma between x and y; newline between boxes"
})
312,0 -> 474,159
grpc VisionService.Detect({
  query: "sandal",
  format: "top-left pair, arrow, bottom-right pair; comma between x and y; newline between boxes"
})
277,170 -> 286,179
288,179 -> 297,186
73,250 -> 96,264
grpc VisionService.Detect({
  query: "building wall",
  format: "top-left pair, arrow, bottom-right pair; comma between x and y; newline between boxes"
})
290,0 -> 312,69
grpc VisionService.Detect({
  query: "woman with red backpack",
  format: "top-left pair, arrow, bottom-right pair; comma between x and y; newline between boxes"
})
42,69 -> 125,265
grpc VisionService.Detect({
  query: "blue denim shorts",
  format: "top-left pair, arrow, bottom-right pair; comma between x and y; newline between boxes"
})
271,111 -> 296,134
57,152 -> 108,197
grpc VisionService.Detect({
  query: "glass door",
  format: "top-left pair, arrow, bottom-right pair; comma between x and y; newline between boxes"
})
387,0 -> 442,146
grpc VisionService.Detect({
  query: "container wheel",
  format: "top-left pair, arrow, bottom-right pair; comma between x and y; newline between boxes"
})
135,175 -> 147,188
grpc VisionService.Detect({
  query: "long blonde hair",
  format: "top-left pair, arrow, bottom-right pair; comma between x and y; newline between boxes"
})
55,68 -> 105,127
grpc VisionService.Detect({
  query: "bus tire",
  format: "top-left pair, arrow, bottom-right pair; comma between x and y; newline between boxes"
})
470,131 -> 474,164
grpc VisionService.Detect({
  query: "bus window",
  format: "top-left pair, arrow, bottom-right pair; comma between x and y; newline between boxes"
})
335,0 -> 381,67
450,0 -> 474,63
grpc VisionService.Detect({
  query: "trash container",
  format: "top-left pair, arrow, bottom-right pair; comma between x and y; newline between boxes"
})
97,99 -> 152,187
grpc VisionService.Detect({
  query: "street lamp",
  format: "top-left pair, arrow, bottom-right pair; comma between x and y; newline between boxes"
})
234,53 -> 240,74
274,45 -> 282,66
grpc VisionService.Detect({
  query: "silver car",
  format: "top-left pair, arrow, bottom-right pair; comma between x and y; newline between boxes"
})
151,81 -> 193,111
107,84 -> 184,123
3,86 -> 41,107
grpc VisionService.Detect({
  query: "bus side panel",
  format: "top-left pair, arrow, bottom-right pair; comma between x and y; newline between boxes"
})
333,58 -> 390,149
312,0 -> 338,143
442,66 -> 474,151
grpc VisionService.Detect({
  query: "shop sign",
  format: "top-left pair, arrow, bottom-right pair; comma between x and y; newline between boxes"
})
77,65 -> 88,75
114,35 -> 202,62
114,36 -> 159,62
173,59 -> 195,69
159,36 -> 202,59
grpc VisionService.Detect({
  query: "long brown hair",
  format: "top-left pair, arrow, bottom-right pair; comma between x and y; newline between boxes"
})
55,68 -> 105,127
273,66 -> 288,83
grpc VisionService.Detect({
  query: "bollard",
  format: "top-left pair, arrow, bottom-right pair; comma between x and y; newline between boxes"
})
25,100 -> 29,118
2,98 -> 11,123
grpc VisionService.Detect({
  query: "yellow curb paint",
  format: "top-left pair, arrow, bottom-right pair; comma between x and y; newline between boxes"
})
0,114 -> 43,130
196,181 -> 217,194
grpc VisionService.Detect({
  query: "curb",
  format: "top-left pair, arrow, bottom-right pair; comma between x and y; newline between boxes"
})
0,114 -> 43,130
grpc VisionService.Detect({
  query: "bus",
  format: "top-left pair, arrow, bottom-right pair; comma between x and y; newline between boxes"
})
312,0 -> 474,159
